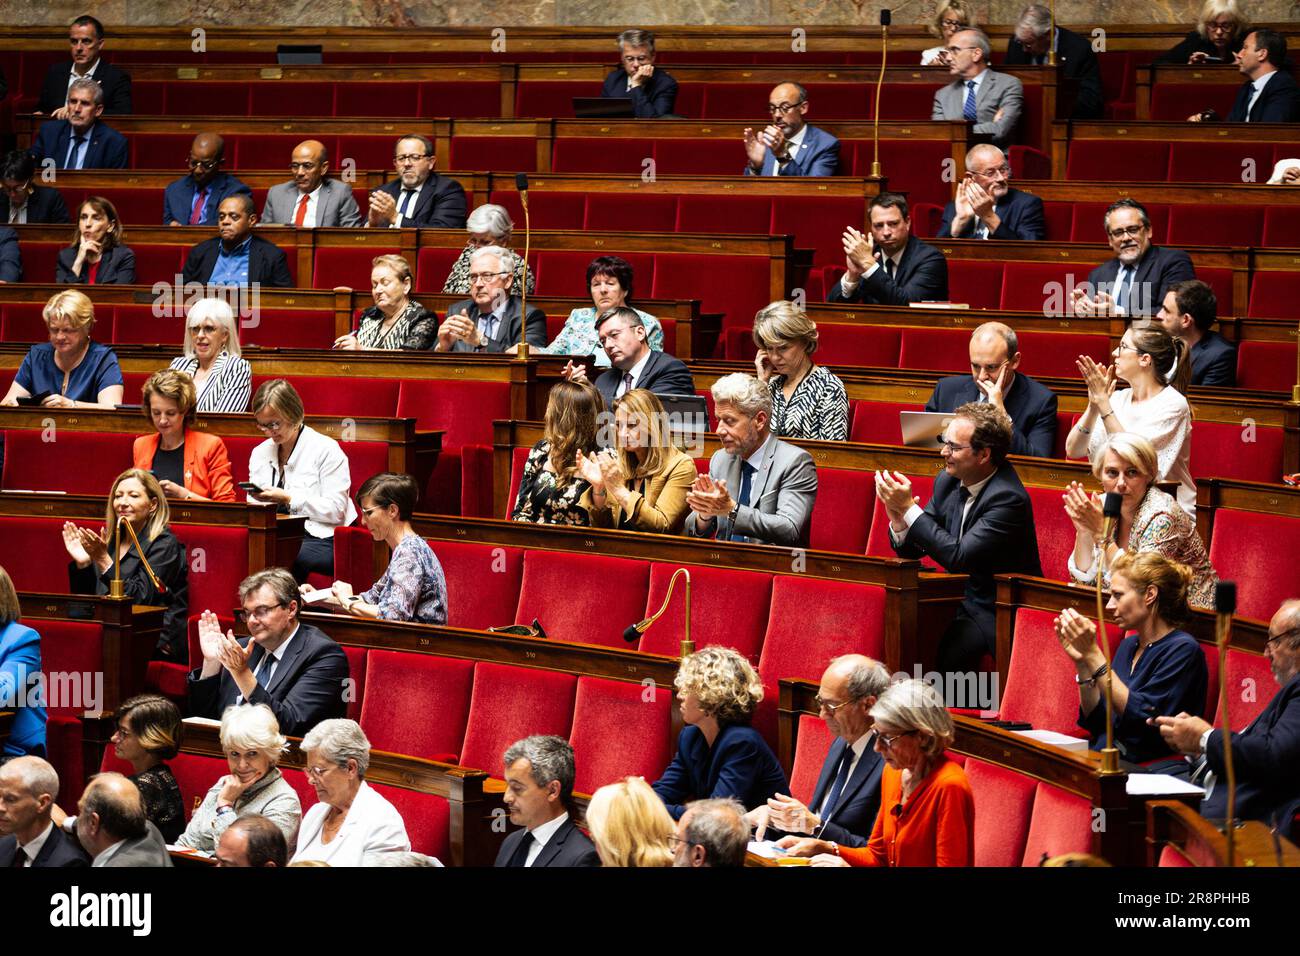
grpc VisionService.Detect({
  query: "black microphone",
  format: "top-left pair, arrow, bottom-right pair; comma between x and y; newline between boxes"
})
1102,492 -> 1123,519
1215,581 -> 1237,615
880,9 -> 892,25
622,624 -> 642,644
515,172 -> 529,193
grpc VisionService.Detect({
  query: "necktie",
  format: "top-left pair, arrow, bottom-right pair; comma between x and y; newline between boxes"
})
619,371 -> 633,397
1114,267 -> 1131,314
10,846 -> 26,867
261,654 -> 279,690
963,80 -> 978,122
957,485 -> 972,540
397,189 -> 415,224
730,461 -> 756,542
65,134 -> 86,170
294,194 -> 309,227
478,314 -> 499,348
1244,81 -> 1259,122
885,258 -> 896,280
507,832 -> 535,867
818,744 -> 857,822
189,187 -> 208,226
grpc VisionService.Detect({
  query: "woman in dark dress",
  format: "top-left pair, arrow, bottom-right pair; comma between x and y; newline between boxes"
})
1155,0 -> 1248,64
109,694 -> 186,843
511,380 -> 602,525
55,196 -> 136,285
332,254 -> 438,351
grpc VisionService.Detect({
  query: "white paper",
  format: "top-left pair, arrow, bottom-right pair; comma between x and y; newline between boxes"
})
1013,728 -> 1090,752
299,586 -> 337,605
747,840 -> 789,859
1125,773 -> 1206,796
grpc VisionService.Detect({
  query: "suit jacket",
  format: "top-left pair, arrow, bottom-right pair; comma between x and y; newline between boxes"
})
1085,245 -> 1196,318
593,349 -> 695,407
937,186 -> 1046,241
38,60 -> 133,114
1227,70 -> 1300,123
100,821 -> 173,867
443,296 -> 547,353
799,736 -> 885,848
1005,26 -> 1103,120
1202,673 -> 1300,826
182,234 -> 294,288
0,186 -> 71,224
262,179 -> 363,228
654,723 -> 788,819
932,68 -> 1024,148
0,620 -> 45,755
1191,331 -> 1237,388
744,124 -> 841,177
56,244 -> 136,284
373,174 -> 467,228
186,622 -> 349,737
31,120 -> 128,170
684,433 -> 817,548
494,815 -> 600,867
826,234 -> 949,305
162,172 -> 252,226
925,373 -> 1059,458
0,825 -> 90,867
133,429 -> 237,502
0,226 -> 21,282
601,67 -> 679,118
892,462 -> 1042,640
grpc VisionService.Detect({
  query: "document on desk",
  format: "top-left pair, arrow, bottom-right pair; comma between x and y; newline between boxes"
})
747,841 -> 789,860
1125,773 -> 1205,796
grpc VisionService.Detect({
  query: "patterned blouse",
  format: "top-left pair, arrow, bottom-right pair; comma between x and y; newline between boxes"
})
511,439 -> 592,526
1068,485 -> 1217,608
355,299 -> 438,351
169,350 -> 252,413
133,764 -> 186,843
441,243 -> 536,296
768,365 -> 850,441
360,533 -> 449,624
537,306 -> 664,367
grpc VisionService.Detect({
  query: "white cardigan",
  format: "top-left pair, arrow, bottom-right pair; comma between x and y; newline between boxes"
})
248,424 -> 358,539
291,781 -> 411,867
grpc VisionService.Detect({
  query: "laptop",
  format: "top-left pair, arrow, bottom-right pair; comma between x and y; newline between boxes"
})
657,393 -> 709,452
573,96 -> 635,118
900,410 -> 957,449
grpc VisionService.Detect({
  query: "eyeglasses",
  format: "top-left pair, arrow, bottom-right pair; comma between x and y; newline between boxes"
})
394,153 -> 429,164
814,695 -> 858,713
187,158 -> 219,170
237,603 -> 285,622
254,418 -> 286,432
468,271 -> 508,283
941,18 -> 966,29
1115,342 -> 1142,355
972,164 -> 1011,178
359,504 -> 386,517
878,729 -> 918,748
112,725 -> 133,739
289,161 -> 320,171
1206,20 -> 1236,33
941,439 -> 973,453
1264,628 -> 1300,649
945,45 -> 979,55
303,763 -> 338,780
622,54 -> 653,64
187,323 -> 221,335
767,101 -> 805,115
1107,224 -> 1146,240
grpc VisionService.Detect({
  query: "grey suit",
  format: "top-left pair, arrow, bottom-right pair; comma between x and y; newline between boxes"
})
98,821 -> 174,867
261,179 -> 363,228
443,296 -> 547,353
685,433 -> 817,548
932,68 -> 1024,148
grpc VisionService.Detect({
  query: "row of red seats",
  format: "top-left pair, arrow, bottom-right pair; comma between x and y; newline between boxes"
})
1068,139 -> 1300,184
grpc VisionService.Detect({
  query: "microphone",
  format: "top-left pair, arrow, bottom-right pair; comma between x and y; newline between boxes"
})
514,173 -> 531,360
1101,491 -> 1122,546
1214,580 -> 1239,865
622,567 -> 693,657
869,9 -> 891,179
109,514 -> 167,599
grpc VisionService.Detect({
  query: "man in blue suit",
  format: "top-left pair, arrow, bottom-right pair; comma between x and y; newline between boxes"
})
1157,280 -> 1236,388
163,133 -> 251,226
744,82 -> 840,177
30,78 -> 127,170
937,145 -> 1046,241
925,322 -> 1058,458
600,29 -> 678,118
748,655 -> 890,849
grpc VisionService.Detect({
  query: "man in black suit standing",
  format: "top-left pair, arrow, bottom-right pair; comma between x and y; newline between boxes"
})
938,145 -> 1046,241
925,322 -> 1059,458
828,193 -> 948,305
1072,199 -> 1195,318
495,736 -> 599,867
878,402 -> 1041,673
181,194 -> 294,289
188,568 -> 349,737
0,757 -> 89,867
365,134 -> 467,229
1005,4 -> 1103,120
601,29 -> 678,118
435,245 -> 546,352
36,15 -> 132,116
1157,280 -> 1236,387
562,306 -> 694,407
1190,29 -> 1300,123
0,151 -> 70,224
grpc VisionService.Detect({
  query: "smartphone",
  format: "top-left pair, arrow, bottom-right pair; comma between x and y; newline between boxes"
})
1201,55 -> 1223,62
15,391 -> 51,406
238,481 -> 264,494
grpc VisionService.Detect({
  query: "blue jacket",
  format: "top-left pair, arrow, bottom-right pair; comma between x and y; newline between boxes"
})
0,621 -> 47,757
925,372 -> 1059,458
163,172 -> 252,226
1190,331 -> 1237,388
601,67 -> 678,118
1227,70 -> 1300,123
938,187 -> 1046,241
745,124 -> 840,177
1203,673 -> 1300,827
31,120 -> 128,170
0,227 -> 21,283
653,723 -> 788,819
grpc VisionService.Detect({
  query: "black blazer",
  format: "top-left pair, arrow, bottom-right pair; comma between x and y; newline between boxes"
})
1227,70 -> 1300,123
1005,26 -> 1102,119
0,825 -> 91,867
0,227 -> 20,282
0,186 -> 71,224
893,463 -> 1042,641
38,60 -> 133,114
375,174 -> 468,229
1085,245 -> 1196,318
1202,673 -> 1300,826
600,67 -> 679,118
1155,30 -> 1244,65
494,815 -> 601,867
653,723 -> 788,820
444,296 -> 547,353
925,373 -> 1059,458
182,234 -> 294,288
187,623 -> 348,736
937,187 -> 1046,241
593,349 -> 696,408
1191,331 -> 1237,387
826,234 -> 948,305
56,244 -> 136,284
798,737 -> 884,848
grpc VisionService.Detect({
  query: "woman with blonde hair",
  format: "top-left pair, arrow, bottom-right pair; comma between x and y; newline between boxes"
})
752,300 -> 849,441
585,776 -> 675,867
334,254 -> 438,351
511,379 -> 602,525
169,297 -> 252,413
1157,0 -> 1249,64
921,1 -> 977,65
1,289 -> 123,409
56,195 -> 135,284
133,369 -> 236,502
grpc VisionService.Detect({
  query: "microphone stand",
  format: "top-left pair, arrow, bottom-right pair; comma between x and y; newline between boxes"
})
514,172 -> 531,361
623,567 -> 693,658
1213,581 -> 1238,865
109,514 -> 166,599
1048,0 -> 1058,66
1094,492 -> 1122,774
870,10 -> 891,179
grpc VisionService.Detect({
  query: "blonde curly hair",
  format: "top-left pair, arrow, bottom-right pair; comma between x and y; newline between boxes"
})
674,646 -> 764,724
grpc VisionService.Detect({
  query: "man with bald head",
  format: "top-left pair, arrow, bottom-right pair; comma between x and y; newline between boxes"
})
743,82 -> 840,177
262,140 -> 362,228
924,322 -> 1058,458
181,194 -> 293,288
937,145 -> 1045,241
746,654 -> 890,850
74,773 -> 173,867
163,132 -> 251,226
0,757 -> 89,867
215,815 -> 288,867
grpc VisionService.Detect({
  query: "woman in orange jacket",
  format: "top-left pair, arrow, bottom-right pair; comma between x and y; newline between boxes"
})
132,369 -> 236,502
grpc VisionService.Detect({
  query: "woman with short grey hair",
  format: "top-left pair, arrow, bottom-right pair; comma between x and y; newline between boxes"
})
441,203 -> 536,295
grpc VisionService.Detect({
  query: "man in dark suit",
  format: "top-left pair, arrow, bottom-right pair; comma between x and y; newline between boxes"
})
188,568 -> 348,737
1157,280 -> 1236,387
30,78 -> 128,171
828,192 -> 948,305
673,798 -> 749,867
879,402 -> 1041,673
36,15 -> 132,116
937,145 -> 1046,241
601,29 -> 678,118
1005,4 -> 1103,120
182,194 -> 294,289
925,322 -> 1058,458
435,245 -> 546,352
1155,599 -> 1300,828
366,134 -> 467,229
163,133 -> 251,226
74,774 -> 172,867
1073,198 -> 1195,318
1,150 -> 70,224
1191,29 -> 1300,123
562,306 -> 694,407
747,655 -> 890,849
496,736 -> 599,867
0,757 -> 89,867
743,82 -> 840,177
0,227 -> 21,283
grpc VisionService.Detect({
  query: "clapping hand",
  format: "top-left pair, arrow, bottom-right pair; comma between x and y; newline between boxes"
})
575,450 -> 606,490
1076,355 -> 1116,410
742,128 -> 767,171
1053,607 -> 1098,662
874,470 -> 918,519
965,179 -> 995,220
1062,481 -> 1105,539
436,311 -> 479,351
367,189 -> 398,226
61,521 -> 93,567
842,226 -> 876,279
685,474 -> 734,519
197,609 -> 233,663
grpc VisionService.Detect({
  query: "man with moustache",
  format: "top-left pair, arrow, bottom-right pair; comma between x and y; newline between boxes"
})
181,194 -> 293,288
1072,199 -> 1195,318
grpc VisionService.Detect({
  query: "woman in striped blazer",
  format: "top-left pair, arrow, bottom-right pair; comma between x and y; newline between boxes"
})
168,297 -> 253,413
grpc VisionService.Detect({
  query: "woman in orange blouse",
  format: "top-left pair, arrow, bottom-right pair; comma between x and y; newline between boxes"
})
778,678 -> 974,867
132,369 -> 236,502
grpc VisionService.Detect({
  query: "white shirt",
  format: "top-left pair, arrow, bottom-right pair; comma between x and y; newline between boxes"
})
391,182 -> 424,228
615,350 -> 653,397
293,184 -> 323,227
1085,386 -> 1195,517
291,781 -> 411,867
816,732 -> 875,820
235,624 -> 300,706
92,838 -> 126,867
963,67 -> 988,104
771,123 -> 809,176
248,424 -> 358,539
66,58 -> 101,96
842,245 -> 907,294
1245,71 -> 1276,121
891,468 -> 995,544
8,203 -> 27,225
13,821 -> 55,866
523,811 -> 570,867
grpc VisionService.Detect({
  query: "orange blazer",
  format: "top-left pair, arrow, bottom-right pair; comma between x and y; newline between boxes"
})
133,429 -> 237,502
841,754 -> 974,867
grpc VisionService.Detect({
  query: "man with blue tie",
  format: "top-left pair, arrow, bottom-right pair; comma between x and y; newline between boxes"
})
163,133 -> 251,226
1073,199 -> 1195,318
434,246 -> 547,353
365,135 -> 467,229
30,78 -> 127,171
931,29 -> 1023,149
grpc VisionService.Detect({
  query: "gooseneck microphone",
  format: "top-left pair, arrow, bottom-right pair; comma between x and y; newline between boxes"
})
623,567 -> 693,657
1094,490 -> 1125,773
1214,580 -> 1239,864
515,173 -> 531,359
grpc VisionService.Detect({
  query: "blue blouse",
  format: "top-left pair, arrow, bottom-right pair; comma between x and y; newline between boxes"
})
0,620 -> 46,757
360,534 -> 448,624
653,722 -> 788,820
14,341 -> 123,402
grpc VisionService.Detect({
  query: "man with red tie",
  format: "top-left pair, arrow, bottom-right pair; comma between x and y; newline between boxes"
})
260,140 -> 362,228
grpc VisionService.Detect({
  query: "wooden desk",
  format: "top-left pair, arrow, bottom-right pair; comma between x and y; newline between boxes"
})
1147,800 -> 1300,867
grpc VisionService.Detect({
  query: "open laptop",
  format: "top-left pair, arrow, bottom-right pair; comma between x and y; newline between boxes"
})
900,410 -> 957,450
573,96 -> 635,118
657,393 -> 709,452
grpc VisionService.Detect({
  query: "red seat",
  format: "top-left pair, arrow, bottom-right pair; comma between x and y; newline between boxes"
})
250,376 -> 398,418
898,327 -> 970,374
947,260 -> 1004,309
849,399 -> 924,445
1022,783 -> 1093,864
313,246 -> 399,290
1262,206 -> 1300,247
335,83 -> 418,117
458,662 -> 577,776
788,713 -> 835,806
360,651 -> 474,763
1000,608 -> 1103,735
163,83 -> 251,116
653,253 -> 771,329
864,141 -> 952,204
1168,142 -> 1278,185
39,619 -> 107,807
865,472 -> 938,565
111,304 -> 186,347
569,676 -> 673,795
129,245 -> 187,286
451,136 -> 538,172
537,250 -> 655,298
966,758 -> 1036,866
487,190 -> 585,230
416,81 -> 501,118
1189,420 -> 1284,484
249,82 -> 334,117
676,195 -> 772,235
1008,145 -> 1050,180
1026,486 -> 1076,584
1067,140 -> 1168,181
2,430 -> 133,494
169,524 -> 249,634
336,135 -> 404,172
15,242 -> 62,284
771,196 -> 865,266
432,540 -> 524,631
1219,649 -> 1275,729
3,302 -> 58,342
909,202 -> 944,239
999,261 -> 1090,313
699,83 -> 763,119
638,563 -> 771,664
809,467 -> 875,555
1017,331 -> 1111,378
1167,204 -> 1263,247
169,753 -> 228,821
583,194 -> 678,232
515,551 -> 649,648
1248,273 -> 1300,319
1209,509 -> 1300,622
341,644 -> 367,722
1235,341 -> 1294,392
1068,202 -> 1171,245
1041,201 -> 1074,241
652,139 -> 738,175
413,247 -> 463,293
233,309 -> 331,349
814,325 -> 902,367
367,783 -> 450,859
515,80 -> 590,118
1149,82 -> 1237,121
551,137 -> 649,174
102,189 -> 159,225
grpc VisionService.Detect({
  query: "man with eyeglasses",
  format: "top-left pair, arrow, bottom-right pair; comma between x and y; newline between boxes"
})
435,245 -> 546,352
163,133 -> 251,227
924,322 -> 1058,458
563,306 -> 693,406
1073,198 -> 1194,318
35,15 -> 132,117
1004,4 -> 1103,120
188,567 -> 348,737
1186,28 -> 1300,123
600,28 -> 678,118
878,402 -> 1040,674
743,82 -> 840,177
937,144 -> 1045,241
366,134 -> 467,229
261,140 -> 362,228
1153,599 -> 1300,830
932,28 -> 1023,149
0,150 -> 70,225
181,194 -> 293,288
